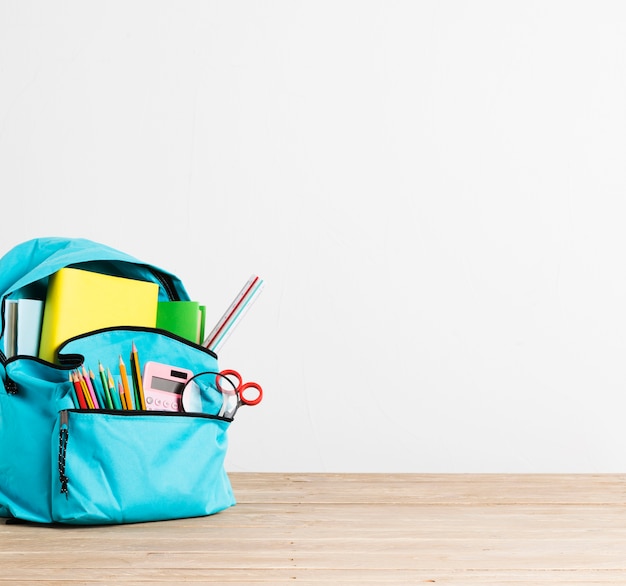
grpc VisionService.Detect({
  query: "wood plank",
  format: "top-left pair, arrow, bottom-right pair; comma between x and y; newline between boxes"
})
230,473 -> 626,505
4,506 -> 626,544
1,474 -> 626,584
3,569 -> 626,585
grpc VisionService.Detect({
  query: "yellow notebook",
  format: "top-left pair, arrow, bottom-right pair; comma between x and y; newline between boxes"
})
38,267 -> 159,362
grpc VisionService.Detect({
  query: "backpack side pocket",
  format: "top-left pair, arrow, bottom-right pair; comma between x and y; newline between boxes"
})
0,358 -> 74,522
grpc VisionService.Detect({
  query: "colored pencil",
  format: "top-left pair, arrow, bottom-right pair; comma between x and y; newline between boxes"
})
82,367 -> 100,409
107,367 -> 123,410
130,342 -> 146,410
118,356 -> 134,410
118,382 -> 127,410
77,370 -> 95,409
71,372 -> 88,409
88,369 -> 104,408
98,362 -> 114,409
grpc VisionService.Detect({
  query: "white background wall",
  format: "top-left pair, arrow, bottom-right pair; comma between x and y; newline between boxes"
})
1,1 -> 626,472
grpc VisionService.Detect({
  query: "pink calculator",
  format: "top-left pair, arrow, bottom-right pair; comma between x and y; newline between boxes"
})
143,361 -> 194,412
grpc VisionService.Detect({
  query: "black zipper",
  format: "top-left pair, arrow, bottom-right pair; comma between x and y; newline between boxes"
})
2,349 -> 17,394
0,299 -> 14,393
60,407 -> 231,421
58,410 -> 70,497
2,353 -> 91,394
56,325 -> 217,368
4,376 -> 17,395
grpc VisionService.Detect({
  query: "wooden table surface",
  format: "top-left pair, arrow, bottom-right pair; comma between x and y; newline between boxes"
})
2,473 -> 626,585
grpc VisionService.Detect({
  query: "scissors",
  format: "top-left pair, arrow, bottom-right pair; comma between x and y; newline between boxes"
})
181,369 -> 262,418
215,369 -> 262,417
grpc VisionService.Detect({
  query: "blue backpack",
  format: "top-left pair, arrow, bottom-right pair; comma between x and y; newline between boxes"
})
0,237 -> 235,524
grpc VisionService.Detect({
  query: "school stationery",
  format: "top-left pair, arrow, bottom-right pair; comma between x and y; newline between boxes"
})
130,342 -> 147,410
38,267 -> 159,363
203,274 -> 265,352
156,301 -> 205,344
15,299 -> 44,356
107,366 -> 123,410
143,360 -> 193,412
181,369 -> 263,418
3,299 -> 17,357
70,371 -> 88,409
4,298 -> 46,358
0,237 -> 246,525
118,356 -> 134,409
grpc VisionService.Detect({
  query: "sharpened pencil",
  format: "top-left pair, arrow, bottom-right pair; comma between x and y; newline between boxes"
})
107,367 -> 123,410
82,366 -> 100,409
98,362 -> 114,409
77,369 -> 95,409
118,356 -> 134,410
71,372 -> 88,409
130,342 -> 146,410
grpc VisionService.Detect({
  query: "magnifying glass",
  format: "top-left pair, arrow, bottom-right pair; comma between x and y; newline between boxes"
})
181,370 -> 262,418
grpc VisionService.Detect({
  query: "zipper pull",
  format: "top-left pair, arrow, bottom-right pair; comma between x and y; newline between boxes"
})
58,410 -> 70,498
4,376 -> 17,395
1,360 -> 17,395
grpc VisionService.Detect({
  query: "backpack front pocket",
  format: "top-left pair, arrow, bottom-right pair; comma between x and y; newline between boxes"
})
51,409 -> 235,525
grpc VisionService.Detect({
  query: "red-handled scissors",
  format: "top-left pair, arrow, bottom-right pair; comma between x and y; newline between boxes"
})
216,369 -> 263,418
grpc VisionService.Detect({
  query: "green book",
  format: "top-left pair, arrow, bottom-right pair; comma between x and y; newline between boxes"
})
156,301 -> 205,344
198,305 -> 206,344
